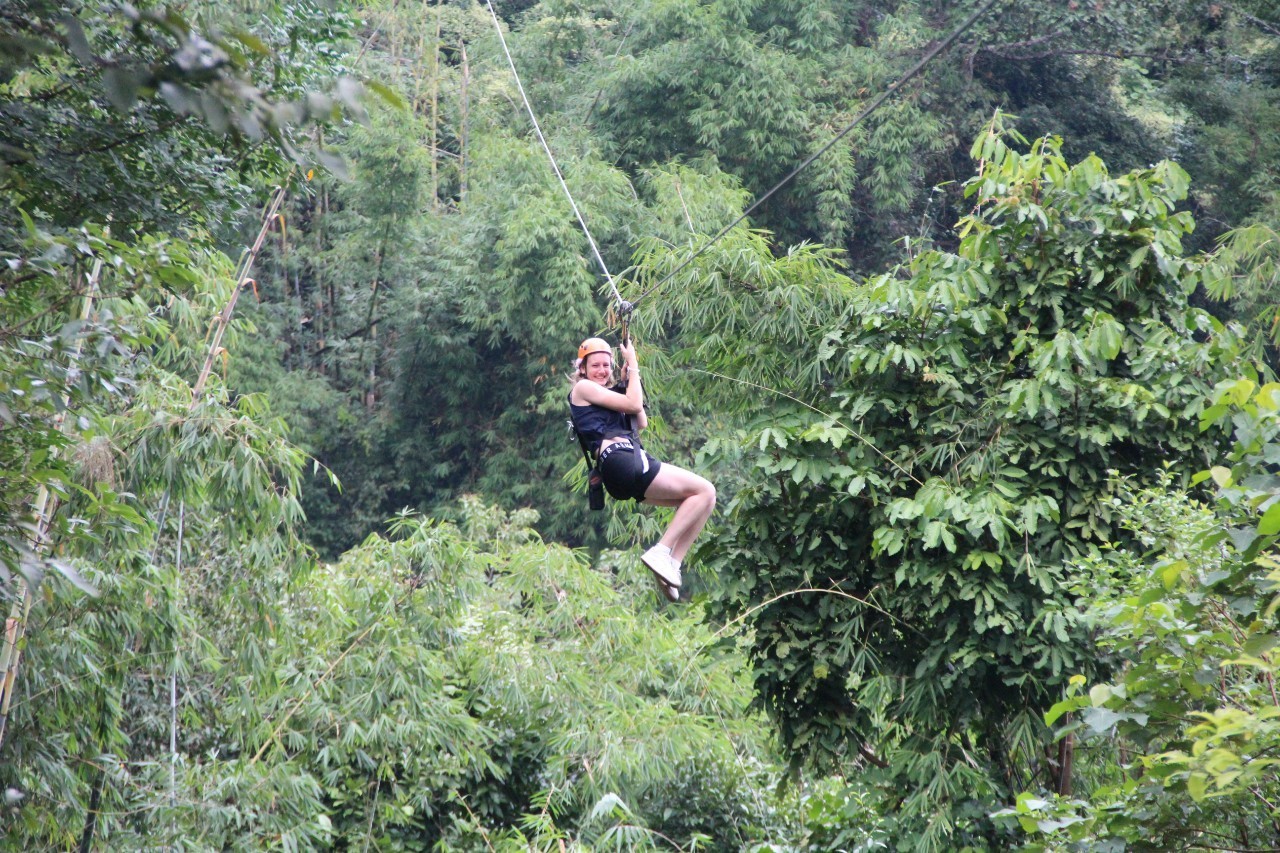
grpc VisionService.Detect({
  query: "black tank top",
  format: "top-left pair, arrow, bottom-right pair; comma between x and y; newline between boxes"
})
568,384 -> 633,455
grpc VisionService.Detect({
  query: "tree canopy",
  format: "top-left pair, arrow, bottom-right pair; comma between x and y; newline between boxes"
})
2,1 -> 1279,850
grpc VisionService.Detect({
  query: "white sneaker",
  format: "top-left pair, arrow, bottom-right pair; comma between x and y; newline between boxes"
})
653,574 -> 681,602
641,546 -> 682,589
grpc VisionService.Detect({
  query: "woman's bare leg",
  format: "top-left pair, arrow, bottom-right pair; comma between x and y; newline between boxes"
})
642,463 -> 716,562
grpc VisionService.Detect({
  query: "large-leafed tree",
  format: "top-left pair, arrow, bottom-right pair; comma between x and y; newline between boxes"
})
682,118 -> 1252,849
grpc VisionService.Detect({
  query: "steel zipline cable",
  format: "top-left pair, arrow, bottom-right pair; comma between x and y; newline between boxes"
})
482,0 -> 625,309
628,0 -> 999,309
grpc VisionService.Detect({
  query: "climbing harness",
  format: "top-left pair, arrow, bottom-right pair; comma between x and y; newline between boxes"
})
566,382 -> 648,511
566,328 -> 653,511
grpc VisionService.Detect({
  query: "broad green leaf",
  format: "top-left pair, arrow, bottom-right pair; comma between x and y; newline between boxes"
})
1187,773 -> 1208,802
1258,501 -> 1280,536
1082,707 -> 1124,734
1044,695 -> 1086,727
1242,634 -> 1279,656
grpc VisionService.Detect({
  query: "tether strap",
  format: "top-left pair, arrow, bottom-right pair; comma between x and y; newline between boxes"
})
567,395 -> 598,467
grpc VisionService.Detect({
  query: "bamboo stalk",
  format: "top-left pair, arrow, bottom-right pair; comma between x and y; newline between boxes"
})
459,40 -> 470,200
77,177 -> 292,847
430,2 -> 441,209
191,180 -> 290,401
0,255 -> 104,748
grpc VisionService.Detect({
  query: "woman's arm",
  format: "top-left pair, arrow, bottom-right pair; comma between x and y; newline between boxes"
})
573,378 -> 641,413
620,340 -> 647,430
624,376 -> 648,430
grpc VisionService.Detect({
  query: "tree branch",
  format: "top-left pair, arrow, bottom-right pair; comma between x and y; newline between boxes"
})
980,45 -> 1195,64
13,83 -> 76,103
312,315 -> 387,356
976,29 -> 1069,56
52,117 -> 187,159
0,285 -> 86,340
1220,2 -> 1280,38
859,742 -> 889,768
1187,825 -> 1280,851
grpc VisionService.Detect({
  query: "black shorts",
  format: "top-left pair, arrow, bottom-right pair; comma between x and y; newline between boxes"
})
598,443 -> 662,502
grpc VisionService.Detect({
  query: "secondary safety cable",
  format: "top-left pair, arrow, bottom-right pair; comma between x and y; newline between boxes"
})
483,0 -> 625,309
628,0 -> 999,309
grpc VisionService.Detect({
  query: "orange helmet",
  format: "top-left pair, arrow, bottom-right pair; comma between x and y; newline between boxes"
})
577,337 -> 611,360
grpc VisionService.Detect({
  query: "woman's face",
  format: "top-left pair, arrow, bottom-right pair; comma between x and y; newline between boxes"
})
582,352 -> 613,386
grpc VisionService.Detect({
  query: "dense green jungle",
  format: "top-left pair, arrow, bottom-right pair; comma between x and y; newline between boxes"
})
4,0 -> 1280,850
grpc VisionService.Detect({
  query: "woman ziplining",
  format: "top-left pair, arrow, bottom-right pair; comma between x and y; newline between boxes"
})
482,0 -> 996,600
482,0 -> 718,601
568,336 -> 716,601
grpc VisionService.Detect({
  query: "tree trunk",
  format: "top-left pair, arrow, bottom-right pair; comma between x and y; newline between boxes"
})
77,768 -> 104,853
364,243 -> 387,410
1055,718 -> 1074,796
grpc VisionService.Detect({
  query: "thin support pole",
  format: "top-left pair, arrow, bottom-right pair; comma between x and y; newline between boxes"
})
169,500 -> 184,841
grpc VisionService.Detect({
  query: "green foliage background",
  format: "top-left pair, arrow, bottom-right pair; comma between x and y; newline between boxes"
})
2,0 -> 1279,850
